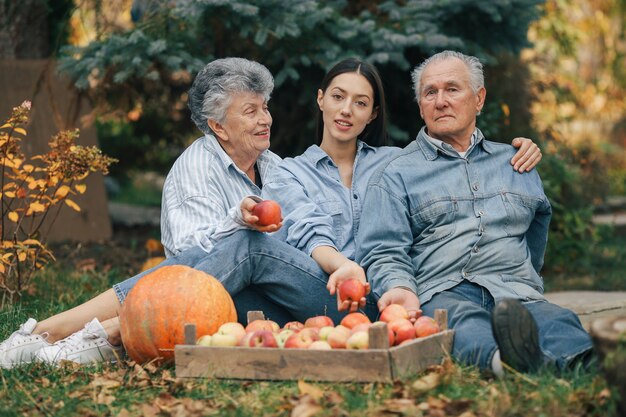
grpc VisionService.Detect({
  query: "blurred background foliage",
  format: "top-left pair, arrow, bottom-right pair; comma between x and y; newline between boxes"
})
2,0 -> 625,278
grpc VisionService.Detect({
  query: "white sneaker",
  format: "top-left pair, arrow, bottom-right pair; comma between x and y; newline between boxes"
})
0,318 -> 52,368
35,318 -> 125,365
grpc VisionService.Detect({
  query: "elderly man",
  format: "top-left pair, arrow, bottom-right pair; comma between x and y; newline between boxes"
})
357,51 -> 592,375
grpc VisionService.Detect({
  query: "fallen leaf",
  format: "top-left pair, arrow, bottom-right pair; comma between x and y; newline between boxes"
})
412,372 -> 441,393
298,380 -> 324,401
291,396 -> 322,417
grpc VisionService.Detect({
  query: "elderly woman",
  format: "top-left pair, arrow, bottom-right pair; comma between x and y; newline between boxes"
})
0,57 -> 542,367
0,57 -> 294,367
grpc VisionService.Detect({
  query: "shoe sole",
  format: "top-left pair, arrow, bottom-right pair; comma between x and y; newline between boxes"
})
492,299 -> 542,373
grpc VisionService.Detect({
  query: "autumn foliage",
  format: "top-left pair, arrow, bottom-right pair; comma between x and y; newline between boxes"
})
0,101 -> 116,300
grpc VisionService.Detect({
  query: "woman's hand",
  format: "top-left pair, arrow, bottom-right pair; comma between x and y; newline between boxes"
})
378,287 -> 422,323
327,260 -> 370,313
240,197 -> 282,232
511,137 -> 542,172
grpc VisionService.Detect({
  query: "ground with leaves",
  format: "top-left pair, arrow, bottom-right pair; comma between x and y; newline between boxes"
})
0,228 -> 623,416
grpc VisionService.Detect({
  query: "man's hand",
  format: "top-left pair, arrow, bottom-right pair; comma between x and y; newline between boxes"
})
240,197 -> 282,232
511,137 -> 542,172
327,260 -> 370,313
378,287 -> 422,323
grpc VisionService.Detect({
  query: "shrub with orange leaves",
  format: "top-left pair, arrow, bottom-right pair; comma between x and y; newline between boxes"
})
0,101 -> 117,301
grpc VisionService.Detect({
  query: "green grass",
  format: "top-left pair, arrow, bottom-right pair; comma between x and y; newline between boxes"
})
0,232 -> 624,416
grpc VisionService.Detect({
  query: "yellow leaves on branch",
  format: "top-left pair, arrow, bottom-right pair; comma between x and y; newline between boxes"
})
65,199 -> 81,212
0,100 -> 113,295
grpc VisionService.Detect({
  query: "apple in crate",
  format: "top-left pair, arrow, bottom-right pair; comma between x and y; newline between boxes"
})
388,318 -> 417,345
304,315 -> 334,328
282,321 -> 305,331
284,328 -> 320,348
414,316 -> 441,338
309,340 -> 332,350
248,330 -> 278,348
276,329 -> 295,348
380,303 -> 409,323
196,335 -> 213,346
340,312 -> 371,329
327,325 -> 351,349
346,330 -> 369,349
245,319 -> 280,333
216,322 -> 246,345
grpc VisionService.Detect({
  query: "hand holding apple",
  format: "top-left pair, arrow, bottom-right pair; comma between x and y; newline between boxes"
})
240,197 -> 283,232
377,288 -> 422,323
326,260 -> 370,312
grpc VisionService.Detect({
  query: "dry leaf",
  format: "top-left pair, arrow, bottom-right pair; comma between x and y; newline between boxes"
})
383,398 -> 416,413
65,198 -> 81,211
412,372 -> 441,393
298,380 -> 324,401
7,211 -> 18,222
291,396 -> 322,417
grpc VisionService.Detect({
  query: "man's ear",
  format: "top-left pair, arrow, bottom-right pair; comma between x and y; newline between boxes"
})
476,87 -> 486,114
207,119 -> 228,141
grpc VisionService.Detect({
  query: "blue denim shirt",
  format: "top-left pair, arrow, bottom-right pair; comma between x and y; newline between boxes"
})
262,142 -> 399,260
356,127 -> 552,304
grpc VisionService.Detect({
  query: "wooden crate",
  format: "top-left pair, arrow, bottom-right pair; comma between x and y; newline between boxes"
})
175,310 -> 454,383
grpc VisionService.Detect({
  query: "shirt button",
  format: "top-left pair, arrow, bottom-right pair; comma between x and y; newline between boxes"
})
353,194 -> 358,199
478,210 -> 484,216
472,184 -> 479,191
473,246 -> 479,253
462,271 -> 468,277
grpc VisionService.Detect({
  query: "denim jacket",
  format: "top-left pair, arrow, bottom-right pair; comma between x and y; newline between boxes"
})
356,127 -> 552,304
263,142 -> 399,260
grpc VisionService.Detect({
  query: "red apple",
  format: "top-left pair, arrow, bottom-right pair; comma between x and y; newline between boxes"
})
414,316 -> 440,338
245,319 -> 280,333
308,340 -> 332,350
304,315 -> 334,329
388,318 -> 417,345
239,332 -> 254,347
284,327 -> 320,348
338,278 -> 366,303
340,312 -> 371,329
346,330 -> 369,349
327,325 -> 351,349
251,199 -> 282,226
380,304 -> 409,323
217,322 -> 246,345
282,321 -> 305,332
248,330 -> 278,348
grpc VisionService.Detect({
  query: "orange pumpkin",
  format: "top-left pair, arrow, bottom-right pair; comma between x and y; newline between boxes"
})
119,265 -> 237,363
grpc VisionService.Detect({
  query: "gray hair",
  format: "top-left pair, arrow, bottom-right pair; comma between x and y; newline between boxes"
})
188,57 -> 274,135
411,50 -> 484,103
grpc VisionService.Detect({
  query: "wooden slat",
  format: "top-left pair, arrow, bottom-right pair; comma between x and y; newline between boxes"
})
369,322 -> 390,349
175,345 -> 393,382
184,324 -> 197,345
388,330 -> 454,380
247,311 -> 265,323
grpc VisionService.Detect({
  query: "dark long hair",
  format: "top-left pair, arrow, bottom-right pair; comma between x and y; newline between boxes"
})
315,58 -> 388,146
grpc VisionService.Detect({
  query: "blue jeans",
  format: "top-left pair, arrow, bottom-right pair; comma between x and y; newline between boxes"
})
421,280 -> 593,371
113,230 -> 378,326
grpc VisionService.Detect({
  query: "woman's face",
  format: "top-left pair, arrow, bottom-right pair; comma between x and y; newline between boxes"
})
217,92 -> 272,160
317,72 -> 377,146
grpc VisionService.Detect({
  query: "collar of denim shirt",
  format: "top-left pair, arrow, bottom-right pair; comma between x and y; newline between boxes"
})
304,140 -> 377,167
416,127 -> 497,160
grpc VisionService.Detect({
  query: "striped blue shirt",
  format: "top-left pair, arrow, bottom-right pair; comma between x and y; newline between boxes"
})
160,134 -> 281,257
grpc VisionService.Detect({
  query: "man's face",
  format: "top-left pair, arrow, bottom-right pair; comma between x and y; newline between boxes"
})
218,92 -> 272,160
417,57 -> 485,145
